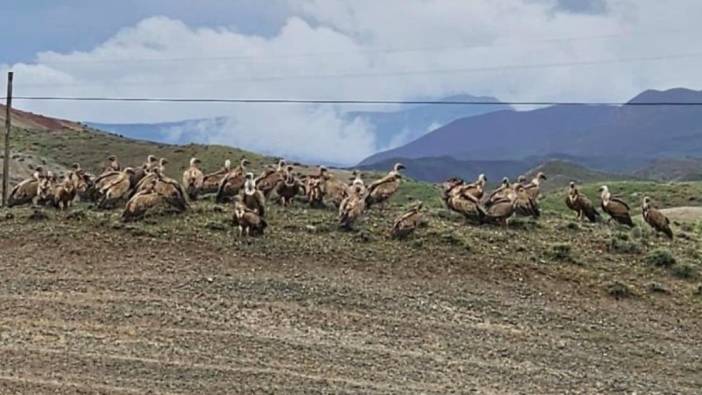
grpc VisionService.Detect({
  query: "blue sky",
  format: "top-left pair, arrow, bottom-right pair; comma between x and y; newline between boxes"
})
2,0 -> 290,64
2,1 -> 700,163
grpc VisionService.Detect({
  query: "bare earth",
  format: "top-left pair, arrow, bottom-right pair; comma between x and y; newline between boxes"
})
0,214 -> 700,394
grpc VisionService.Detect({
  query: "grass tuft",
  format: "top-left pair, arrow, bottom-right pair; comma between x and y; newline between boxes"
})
646,248 -> 676,267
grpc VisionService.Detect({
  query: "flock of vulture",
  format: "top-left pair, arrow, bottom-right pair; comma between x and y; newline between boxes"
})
5,154 -> 674,240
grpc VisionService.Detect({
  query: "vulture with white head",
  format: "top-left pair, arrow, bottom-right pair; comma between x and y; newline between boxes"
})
523,172 -> 547,200
182,157 -> 205,200
365,163 -> 405,209
599,185 -> 634,227
233,198 -> 267,237
565,181 -> 600,222
215,158 -> 250,203
244,172 -> 266,217
201,159 -> 233,194
7,167 -> 44,207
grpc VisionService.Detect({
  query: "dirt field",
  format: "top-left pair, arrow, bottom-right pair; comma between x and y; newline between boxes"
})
0,203 -> 700,394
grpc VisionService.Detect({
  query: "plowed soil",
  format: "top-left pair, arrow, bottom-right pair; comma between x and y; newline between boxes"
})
0,206 -> 700,394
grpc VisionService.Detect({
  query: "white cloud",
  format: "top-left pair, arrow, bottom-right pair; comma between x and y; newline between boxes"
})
3,1 -> 702,164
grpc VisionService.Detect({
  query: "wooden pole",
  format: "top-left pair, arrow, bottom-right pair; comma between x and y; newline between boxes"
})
3,72 -> 13,207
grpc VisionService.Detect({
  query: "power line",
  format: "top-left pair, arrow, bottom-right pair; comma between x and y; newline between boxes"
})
16,51 -> 702,88
4,96 -> 702,106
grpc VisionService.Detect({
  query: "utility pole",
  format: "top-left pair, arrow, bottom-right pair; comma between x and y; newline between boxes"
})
3,72 -> 13,207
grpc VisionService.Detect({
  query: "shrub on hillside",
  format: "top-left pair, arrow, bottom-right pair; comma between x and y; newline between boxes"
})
646,248 -> 676,267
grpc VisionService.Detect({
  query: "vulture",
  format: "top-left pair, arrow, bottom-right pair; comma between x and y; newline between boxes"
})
642,196 -> 673,239
201,159 -> 232,194
182,157 -> 205,200
442,178 -> 486,222
215,159 -> 250,203
365,163 -> 405,209
102,155 -> 121,174
98,168 -> 135,209
152,169 -> 189,212
36,175 -> 56,207
516,175 -> 528,186
459,173 -> 488,200
485,177 -> 511,207
305,166 -> 328,208
339,183 -> 368,230
523,172 -> 547,201
144,155 -> 158,172
565,181 -> 600,222
324,172 -> 352,208
243,172 -> 266,217
51,175 -> 78,210
484,196 -> 515,227
510,184 -> 540,219
274,166 -> 302,206
256,160 -> 287,198
390,202 -> 423,239
233,198 -> 267,237
7,167 -> 43,207
122,179 -> 162,222
599,185 -> 634,227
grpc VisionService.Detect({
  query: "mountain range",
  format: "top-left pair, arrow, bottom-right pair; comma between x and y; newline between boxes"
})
88,94 -> 509,155
359,88 -> 702,181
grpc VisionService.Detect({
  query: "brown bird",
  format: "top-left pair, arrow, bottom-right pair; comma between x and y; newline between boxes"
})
365,162 -> 405,209
274,166 -> 302,206
51,175 -> 78,210
256,160 -> 287,198
7,167 -> 43,207
442,177 -> 486,222
98,168 -> 135,209
324,171 -> 352,208
485,177 -> 511,207
565,181 -> 600,222
182,157 -> 205,200
305,166 -> 328,207
216,158 -> 250,203
339,183 -> 368,229
390,202 -> 424,239
523,172 -> 547,200
122,179 -> 162,222
243,172 -> 266,217
233,198 -> 267,237
599,185 -> 634,227
459,173 -> 488,200
510,184 -> 540,219
642,196 -> 673,239
484,196 -> 514,227
201,159 -> 232,194
102,155 -> 121,174
151,169 -> 189,212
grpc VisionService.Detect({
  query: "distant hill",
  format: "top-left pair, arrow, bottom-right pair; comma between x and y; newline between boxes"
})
88,94 -> 509,159
633,157 -> 702,181
357,156 -> 629,188
359,88 -> 702,174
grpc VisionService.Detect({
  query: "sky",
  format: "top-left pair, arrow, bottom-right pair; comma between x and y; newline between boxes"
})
2,0 -> 701,164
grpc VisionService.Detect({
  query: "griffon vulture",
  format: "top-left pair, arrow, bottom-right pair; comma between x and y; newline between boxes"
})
523,172 -> 547,200
459,173 -> 488,200
441,177 -> 486,222
233,198 -> 267,237
182,157 -> 205,200
565,182 -> 600,222
274,166 -> 302,206
365,162 -> 405,209
256,160 -> 287,198
339,183 -> 368,230
243,172 -> 266,217
215,159 -> 250,203
201,159 -> 232,194
599,185 -> 634,227
122,179 -> 162,222
486,177 -> 511,207
390,202 -> 423,239
98,168 -> 135,209
7,167 -> 43,207
510,184 -> 540,219
642,196 -> 673,239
